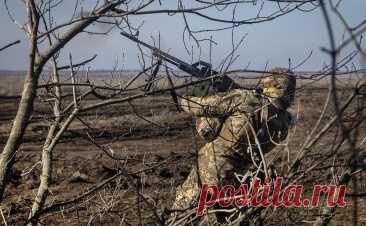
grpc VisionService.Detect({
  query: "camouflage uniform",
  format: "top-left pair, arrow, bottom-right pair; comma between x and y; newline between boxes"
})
171,68 -> 296,223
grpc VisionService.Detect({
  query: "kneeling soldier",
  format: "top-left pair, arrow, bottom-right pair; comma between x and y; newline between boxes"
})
170,68 -> 296,225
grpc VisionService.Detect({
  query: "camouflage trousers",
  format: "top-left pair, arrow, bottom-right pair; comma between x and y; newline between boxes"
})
171,140 -> 253,225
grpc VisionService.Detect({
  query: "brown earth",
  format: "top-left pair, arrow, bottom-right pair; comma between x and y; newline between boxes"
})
0,73 -> 365,226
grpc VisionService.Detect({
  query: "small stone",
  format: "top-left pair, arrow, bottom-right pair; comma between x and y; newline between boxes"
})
69,171 -> 89,183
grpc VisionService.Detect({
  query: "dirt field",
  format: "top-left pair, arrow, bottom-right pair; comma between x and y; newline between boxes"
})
0,72 -> 365,226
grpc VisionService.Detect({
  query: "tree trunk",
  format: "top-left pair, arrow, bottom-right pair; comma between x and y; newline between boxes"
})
0,69 -> 38,202
28,56 -> 61,225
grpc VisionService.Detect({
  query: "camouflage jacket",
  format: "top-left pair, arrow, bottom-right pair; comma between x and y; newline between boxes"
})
179,89 -> 291,153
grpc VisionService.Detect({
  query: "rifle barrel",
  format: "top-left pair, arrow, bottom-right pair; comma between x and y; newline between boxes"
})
120,32 -> 203,76
120,32 -> 249,92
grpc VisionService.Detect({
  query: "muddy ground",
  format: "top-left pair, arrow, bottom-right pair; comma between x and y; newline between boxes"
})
0,73 -> 365,226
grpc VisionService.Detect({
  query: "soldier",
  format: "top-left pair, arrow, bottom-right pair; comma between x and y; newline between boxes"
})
170,67 -> 296,225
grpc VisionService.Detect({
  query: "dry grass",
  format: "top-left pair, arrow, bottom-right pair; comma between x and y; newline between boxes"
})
0,71 -> 365,225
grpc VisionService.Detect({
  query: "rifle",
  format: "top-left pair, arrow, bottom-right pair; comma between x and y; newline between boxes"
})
120,32 -> 241,97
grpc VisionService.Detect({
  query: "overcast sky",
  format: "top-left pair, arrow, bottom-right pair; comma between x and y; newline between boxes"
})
0,0 -> 365,71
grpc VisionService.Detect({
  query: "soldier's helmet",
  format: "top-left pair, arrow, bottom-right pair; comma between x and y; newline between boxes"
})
258,67 -> 296,109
